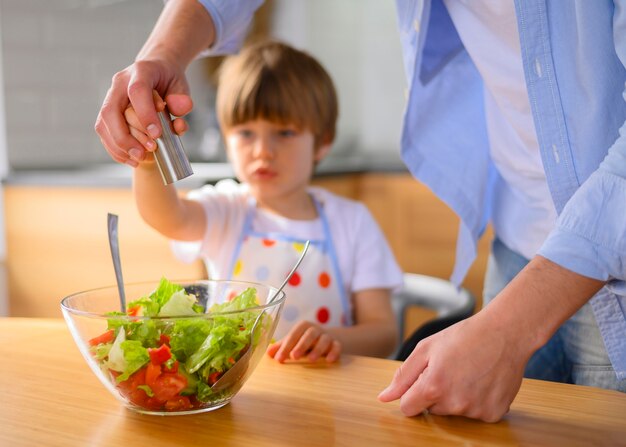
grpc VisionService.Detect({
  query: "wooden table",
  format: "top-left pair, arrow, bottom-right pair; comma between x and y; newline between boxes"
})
2,318 -> 625,447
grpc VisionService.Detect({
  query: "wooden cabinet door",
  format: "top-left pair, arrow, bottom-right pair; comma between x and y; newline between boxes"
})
4,186 -> 205,318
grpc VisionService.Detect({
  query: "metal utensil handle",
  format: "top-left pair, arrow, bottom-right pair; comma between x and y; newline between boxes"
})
268,240 -> 310,305
154,110 -> 193,185
249,240 -> 311,341
107,213 -> 126,312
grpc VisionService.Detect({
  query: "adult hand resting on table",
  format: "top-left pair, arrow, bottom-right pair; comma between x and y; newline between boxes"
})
378,256 -> 604,422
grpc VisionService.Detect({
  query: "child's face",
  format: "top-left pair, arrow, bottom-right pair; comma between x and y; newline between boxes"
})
224,119 -> 329,201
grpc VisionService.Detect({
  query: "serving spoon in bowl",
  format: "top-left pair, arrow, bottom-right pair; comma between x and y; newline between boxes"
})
211,240 -> 310,393
107,213 -> 126,313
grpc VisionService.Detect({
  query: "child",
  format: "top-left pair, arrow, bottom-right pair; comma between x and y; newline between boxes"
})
122,40 -> 404,363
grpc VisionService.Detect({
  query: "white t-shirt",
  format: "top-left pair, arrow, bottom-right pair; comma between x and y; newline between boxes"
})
443,0 -> 557,260
171,179 -> 404,295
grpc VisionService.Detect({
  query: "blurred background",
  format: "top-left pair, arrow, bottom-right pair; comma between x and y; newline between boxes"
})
0,1 -> 490,324
0,0 -> 405,169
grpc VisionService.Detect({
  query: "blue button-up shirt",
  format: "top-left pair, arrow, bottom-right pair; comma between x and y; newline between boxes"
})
396,0 -> 626,379
200,0 -> 626,379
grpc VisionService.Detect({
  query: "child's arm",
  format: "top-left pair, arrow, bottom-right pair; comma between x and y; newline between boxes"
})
328,288 -> 398,357
266,288 -> 398,362
125,104 -> 206,242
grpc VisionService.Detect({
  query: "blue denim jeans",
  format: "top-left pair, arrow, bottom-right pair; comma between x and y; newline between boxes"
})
483,238 -> 626,391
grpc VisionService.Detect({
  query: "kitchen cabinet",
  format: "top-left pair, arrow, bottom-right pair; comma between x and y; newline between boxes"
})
3,173 -> 490,332
4,186 -> 205,318
317,173 -> 491,338
347,173 -> 492,304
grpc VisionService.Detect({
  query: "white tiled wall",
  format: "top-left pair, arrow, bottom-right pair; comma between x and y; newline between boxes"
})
0,0 -> 163,169
0,0 -> 406,171
272,0 -> 405,157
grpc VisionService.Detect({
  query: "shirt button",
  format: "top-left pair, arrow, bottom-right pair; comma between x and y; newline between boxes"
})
534,58 -> 543,78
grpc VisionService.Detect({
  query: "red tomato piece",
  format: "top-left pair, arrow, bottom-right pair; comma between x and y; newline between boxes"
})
163,360 -> 179,374
116,367 -> 147,393
208,371 -> 222,385
151,373 -> 188,402
127,388 -> 150,407
88,329 -> 115,346
144,396 -> 167,411
159,333 -> 170,346
145,362 -> 161,388
148,343 -> 172,365
164,396 -> 192,411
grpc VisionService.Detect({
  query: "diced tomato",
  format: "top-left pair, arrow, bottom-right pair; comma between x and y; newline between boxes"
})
228,357 -> 235,365
144,396 -> 167,410
116,367 -> 147,394
127,388 -> 150,407
127,305 -> 141,317
151,373 -> 188,401
164,396 -> 192,411
163,360 -> 179,374
148,343 -> 172,365
208,371 -> 222,385
88,329 -> 115,346
111,355 -> 189,411
159,333 -> 170,346
145,362 -> 161,388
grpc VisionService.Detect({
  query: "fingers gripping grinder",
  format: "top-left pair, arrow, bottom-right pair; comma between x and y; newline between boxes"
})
154,107 -> 194,184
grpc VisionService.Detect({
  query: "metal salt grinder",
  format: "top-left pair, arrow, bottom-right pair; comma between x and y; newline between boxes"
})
153,107 -> 193,185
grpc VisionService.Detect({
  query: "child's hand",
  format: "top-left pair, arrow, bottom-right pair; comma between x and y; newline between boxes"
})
266,321 -> 342,363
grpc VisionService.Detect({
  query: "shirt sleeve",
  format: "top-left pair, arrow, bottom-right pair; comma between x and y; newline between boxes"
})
196,0 -> 265,55
538,8 -> 626,286
170,179 -> 246,265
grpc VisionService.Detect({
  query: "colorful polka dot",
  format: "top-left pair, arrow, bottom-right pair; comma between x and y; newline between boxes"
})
317,307 -> 330,324
262,239 -> 275,247
227,290 -> 238,302
282,305 -> 299,322
288,272 -> 301,287
318,272 -> 331,288
292,242 -> 305,252
255,265 -> 269,281
233,259 -> 242,276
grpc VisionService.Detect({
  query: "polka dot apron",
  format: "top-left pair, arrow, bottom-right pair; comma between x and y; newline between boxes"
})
227,197 -> 352,340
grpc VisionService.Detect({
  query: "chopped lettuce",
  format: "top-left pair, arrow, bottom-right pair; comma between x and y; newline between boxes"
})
158,289 -> 199,316
106,328 -> 127,372
126,277 -> 195,317
106,327 -> 150,382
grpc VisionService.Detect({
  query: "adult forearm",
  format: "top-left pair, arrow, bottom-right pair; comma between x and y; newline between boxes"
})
136,0 -> 216,69
483,255 -> 605,357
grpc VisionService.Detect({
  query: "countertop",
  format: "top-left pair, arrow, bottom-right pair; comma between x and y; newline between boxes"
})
4,317 -> 626,447
2,153 -> 408,189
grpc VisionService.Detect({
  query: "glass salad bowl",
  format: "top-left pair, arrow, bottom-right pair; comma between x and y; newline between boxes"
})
61,278 -> 285,415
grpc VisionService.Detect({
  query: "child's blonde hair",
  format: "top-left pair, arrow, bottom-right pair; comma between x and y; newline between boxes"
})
216,40 -> 338,147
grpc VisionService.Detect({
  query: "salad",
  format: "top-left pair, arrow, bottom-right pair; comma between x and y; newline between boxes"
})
88,278 -> 268,412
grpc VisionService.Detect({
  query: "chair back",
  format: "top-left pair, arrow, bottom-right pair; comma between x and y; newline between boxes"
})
392,273 -> 476,361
